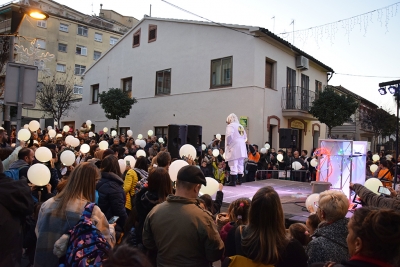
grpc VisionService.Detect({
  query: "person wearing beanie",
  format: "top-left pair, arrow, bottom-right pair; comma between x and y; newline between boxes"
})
142,165 -> 224,267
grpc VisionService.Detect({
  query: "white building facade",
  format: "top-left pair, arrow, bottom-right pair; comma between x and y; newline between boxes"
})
67,17 -> 334,151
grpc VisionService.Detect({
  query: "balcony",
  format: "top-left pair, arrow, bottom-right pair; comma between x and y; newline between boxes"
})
281,86 -> 318,120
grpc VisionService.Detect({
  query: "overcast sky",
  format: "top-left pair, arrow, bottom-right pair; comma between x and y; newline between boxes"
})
54,0 -> 400,111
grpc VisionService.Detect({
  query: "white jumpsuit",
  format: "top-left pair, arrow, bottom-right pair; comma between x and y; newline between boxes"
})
225,121 -> 247,175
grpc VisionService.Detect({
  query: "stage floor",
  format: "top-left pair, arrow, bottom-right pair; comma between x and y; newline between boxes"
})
221,179 -> 312,224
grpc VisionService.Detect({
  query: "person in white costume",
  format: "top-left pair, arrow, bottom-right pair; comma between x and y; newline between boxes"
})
224,113 -> 247,186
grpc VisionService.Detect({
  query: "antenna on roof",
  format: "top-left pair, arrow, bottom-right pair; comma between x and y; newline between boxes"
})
271,16 -> 275,33
91,2 -> 94,15
150,4 -> 152,17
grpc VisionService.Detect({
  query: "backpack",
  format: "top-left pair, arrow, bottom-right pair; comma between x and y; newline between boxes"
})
60,202 -> 111,267
4,167 -> 24,180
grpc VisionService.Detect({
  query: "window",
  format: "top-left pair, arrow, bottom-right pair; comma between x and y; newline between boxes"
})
92,84 -> 99,103
56,84 -> 65,92
35,39 -> 46,49
74,64 -> 86,75
110,37 -> 119,45
301,74 -> 310,110
77,25 -> 88,36
265,58 -> 275,89
73,85 -> 83,95
148,25 -> 157,42
37,20 -> 47,28
122,77 -> 132,98
119,127 -> 130,135
36,82 -> 44,92
75,45 -> 87,56
286,67 -> 297,109
286,67 -> 296,88
94,33 -> 102,42
155,126 -> 168,139
56,63 -> 66,72
93,51 -> 101,60
58,43 -> 67,52
315,80 -> 322,95
133,29 -> 140,47
155,69 -> 171,95
59,23 -> 68,32
211,56 -> 232,88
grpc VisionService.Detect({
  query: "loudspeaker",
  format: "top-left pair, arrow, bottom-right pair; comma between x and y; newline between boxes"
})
279,128 -> 293,148
187,125 -> 202,156
291,129 -> 299,150
168,124 -> 187,159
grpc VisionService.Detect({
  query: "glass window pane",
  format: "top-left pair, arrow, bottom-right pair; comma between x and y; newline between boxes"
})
221,58 -> 232,85
163,70 -> 171,94
156,71 -> 163,94
211,60 -> 221,86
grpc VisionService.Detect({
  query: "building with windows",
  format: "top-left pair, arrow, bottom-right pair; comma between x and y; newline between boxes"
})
0,0 -> 138,127
65,17 -> 335,150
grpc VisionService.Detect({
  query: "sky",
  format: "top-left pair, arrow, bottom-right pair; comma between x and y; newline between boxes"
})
49,0 -> 400,111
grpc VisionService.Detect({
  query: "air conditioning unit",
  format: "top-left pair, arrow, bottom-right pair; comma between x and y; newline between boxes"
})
296,56 -> 309,70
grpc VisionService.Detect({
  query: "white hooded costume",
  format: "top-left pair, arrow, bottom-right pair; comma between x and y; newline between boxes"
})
225,113 -> 247,176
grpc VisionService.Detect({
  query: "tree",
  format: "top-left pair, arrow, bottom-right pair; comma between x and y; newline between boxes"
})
36,72 -> 77,124
309,87 -> 359,137
99,88 -> 137,132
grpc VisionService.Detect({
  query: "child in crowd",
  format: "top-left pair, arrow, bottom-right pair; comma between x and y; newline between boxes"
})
306,213 -> 321,236
199,184 -> 224,216
212,159 -> 226,184
288,223 -> 310,247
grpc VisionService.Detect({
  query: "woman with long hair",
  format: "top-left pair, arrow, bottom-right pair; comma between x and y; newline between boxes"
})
34,163 -> 115,267
222,186 -> 307,267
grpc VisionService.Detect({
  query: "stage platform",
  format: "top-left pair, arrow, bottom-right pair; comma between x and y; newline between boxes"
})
221,179 -> 312,225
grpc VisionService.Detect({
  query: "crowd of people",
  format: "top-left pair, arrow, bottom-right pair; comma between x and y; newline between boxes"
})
0,121 -> 400,267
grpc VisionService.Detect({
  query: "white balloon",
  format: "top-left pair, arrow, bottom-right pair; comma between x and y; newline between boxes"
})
33,140 -> 38,144
201,144 -> 206,151
60,150 -> 75,166
17,129 -> 31,141
212,149 -> 219,157
23,124 -> 29,129
264,143 -> 270,149
277,154 -> 283,162
70,138 -> 80,148
127,130 -> 133,137
260,148 -> 267,154
148,130 -> 154,136
80,144 -> 90,154
47,126 -> 52,131
372,154 -> 380,162
136,149 -> 146,157
0,127 -> 3,130
48,129 -> 56,138
222,153 -> 225,159
216,134 -> 221,140
139,140 -> 146,148
56,133 -> 63,138
124,155 -> 136,167
88,132 -> 94,138
310,158 -> 318,167
28,120 -> 40,131
63,125 -> 70,132
135,139 -> 141,146
200,177 -> 220,195
65,135 -> 74,145
158,137 -> 164,143
28,163 -> 50,186
118,159 -> 126,174
54,121 -> 58,126
99,140 -> 109,150
292,161 -> 302,170
179,144 -> 197,160
364,178 -> 383,195
111,130 -> 117,137
35,147 -> 52,162
305,193 -> 320,213
138,134 -> 143,139
169,160 -> 189,182
86,120 -> 92,126
103,127 -> 108,133
369,164 -> 378,173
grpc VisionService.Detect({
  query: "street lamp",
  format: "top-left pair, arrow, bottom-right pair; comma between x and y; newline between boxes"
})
378,80 -> 400,189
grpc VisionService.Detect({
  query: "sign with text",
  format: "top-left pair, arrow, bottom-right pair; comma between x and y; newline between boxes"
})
239,116 -> 248,128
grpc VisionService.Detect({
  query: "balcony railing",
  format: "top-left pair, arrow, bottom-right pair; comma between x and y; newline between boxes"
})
282,86 -> 316,111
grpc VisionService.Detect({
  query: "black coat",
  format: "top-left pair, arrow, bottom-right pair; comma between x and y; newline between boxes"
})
135,187 -> 159,244
96,172 -> 127,228
0,175 -> 34,267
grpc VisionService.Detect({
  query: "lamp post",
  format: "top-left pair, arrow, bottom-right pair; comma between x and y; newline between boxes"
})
378,79 -> 400,189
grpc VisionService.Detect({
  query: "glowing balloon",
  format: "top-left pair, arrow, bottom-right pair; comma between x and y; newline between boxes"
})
372,154 -> 380,162
28,163 -> 50,186
212,149 -> 219,157
260,148 -> 267,154
23,124 -> 29,129
179,144 -> 196,160
88,132 -> 94,138
264,143 -> 270,149
124,155 -> 136,167
139,140 -> 146,148
99,140 -> 109,150
33,140 -> 38,144
216,134 -> 221,140
63,125 -> 70,132
201,144 -> 206,151
364,178 -> 383,195
292,161 -> 302,170
70,138 -> 80,148
60,150 -> 75,166
158,137 -> 164,143
28,120 -> 40,131
118,159 -> 126,174
222,153 -> 225,159
54,121 -> 58,126
136,150 -> 146,157
135,139 -> 141,146
111,130 -> 117,137
65,135 -> 74,145
17,129 -> 31,141
35,147 -> 52,162
0,127 -> 3,130
369,164 -> 378,173
56,134 -> 63,138
127,130 -> 133,137
148,130 -> 153,136
80,144 -> 90,154
305,193 -> 320,213
86,120 -> 92,126
310,158 -> 318,167
138,134 -> 143,139
47,126 -> 52,131
103,127 -> 108,133
169,160 -> 189,181
200,177 -> 219,195
48,129 -> 56,138
277,154 -> 283,162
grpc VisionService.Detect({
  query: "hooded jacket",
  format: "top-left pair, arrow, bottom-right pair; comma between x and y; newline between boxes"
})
135,187 -> 160,244
96,171 -> 127,228
8,159 -> 30,179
